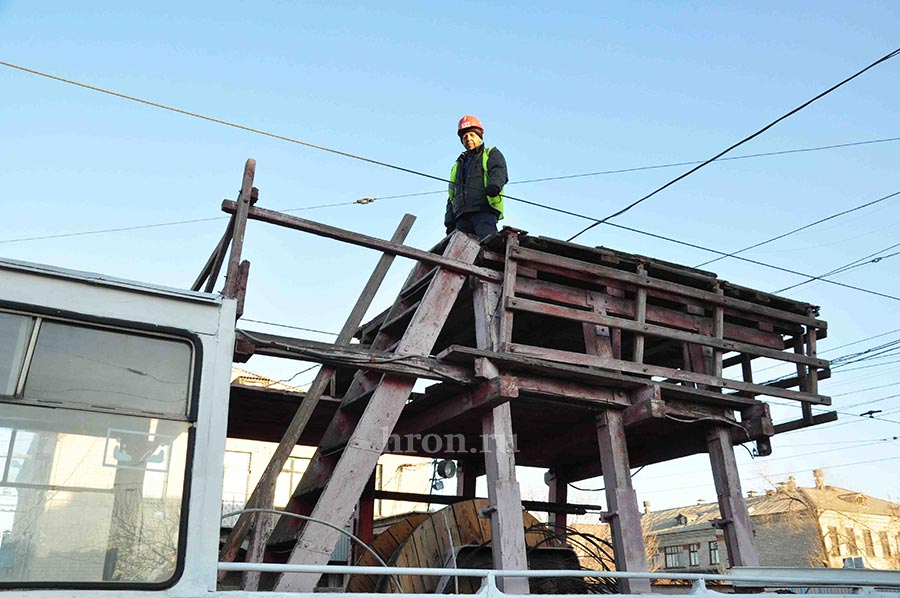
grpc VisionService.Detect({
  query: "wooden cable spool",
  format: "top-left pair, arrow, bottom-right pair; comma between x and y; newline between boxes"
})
347,499 -> 549,593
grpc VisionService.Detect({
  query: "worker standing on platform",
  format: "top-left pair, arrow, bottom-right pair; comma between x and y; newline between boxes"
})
445,115 -> 508,240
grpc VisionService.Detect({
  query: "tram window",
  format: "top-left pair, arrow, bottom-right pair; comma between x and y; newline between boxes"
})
0,314 -> 33,397
23,322 -> 192,418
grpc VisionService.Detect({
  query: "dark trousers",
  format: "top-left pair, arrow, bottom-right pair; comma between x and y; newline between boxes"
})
453,211 -> 498,240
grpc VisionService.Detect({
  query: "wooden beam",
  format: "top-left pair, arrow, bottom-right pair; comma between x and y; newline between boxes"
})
222,199 -> 503,282
392,376 -> 518,437
439,345 -> 763,408
273,232 -> 482,593
596,410 -> 650,594
707,426 -> 759,568
510,245 -> 827,330
546,471 -> 569,537
371,490 -> 598,515
506,342 -> 827,405
482,402 -> 530,594
223,159 -> 255,299
773,411 -> 838,434
219,214 -> 416,570
507,296 -> 829,370
192,213 -> 234,292
234,329 -> 473,383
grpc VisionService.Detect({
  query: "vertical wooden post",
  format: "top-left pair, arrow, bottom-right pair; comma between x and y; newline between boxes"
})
633,264 -> 648,364
793,335 -> 813,423
596,410 -> 650,594
805,316 -> 819,395
498,232 -> 520,349
473,232 -> 529,594
224,159 -> 256,298
456,459 -> 478,498
707,426 -> 759,567
355,475 -> 376,561
546,470 -> 568,538
712,284 -> 724,378
482,403 -> 529,594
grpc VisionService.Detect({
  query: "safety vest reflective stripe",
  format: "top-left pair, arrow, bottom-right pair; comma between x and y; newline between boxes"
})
448,147 -> 504,220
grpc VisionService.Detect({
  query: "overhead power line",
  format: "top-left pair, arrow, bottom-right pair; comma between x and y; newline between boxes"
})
373,135 -> 900,201
775,240 -> 900,294
4,60 -> 899,305
566,46 -> 900,243
695,190 -> 900,268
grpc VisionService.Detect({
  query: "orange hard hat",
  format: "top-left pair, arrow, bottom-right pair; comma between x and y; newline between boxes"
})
457,115 -> 484,137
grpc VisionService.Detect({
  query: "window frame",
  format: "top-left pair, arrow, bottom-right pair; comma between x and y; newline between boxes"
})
708,540 -> 719,565
663,545 -> 682,569
0,299 -> 203,591
688,543 -> 700,567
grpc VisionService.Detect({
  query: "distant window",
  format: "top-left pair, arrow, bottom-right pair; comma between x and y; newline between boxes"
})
863,530 -> 876,557
688,543 -> 700,567
828,526 -> 841,557
709,541 -> 720,565
274,455 -> 310,507
880,532 -> 892,558
846,528 -> 858,555
664,546 -> 681,569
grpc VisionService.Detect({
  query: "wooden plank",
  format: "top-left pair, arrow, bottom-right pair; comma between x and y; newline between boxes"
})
514,374 -> 629,406
510,244 -> 827,329
499,232 -> 521,347
507,296 -> 829,369
440,344 -> 765,407
393,377 -> 516,437
506,342 -> 829,405
222,200 -> 503,282
482,402 -> 530,594
707,426 -> 760,567
218,214 -> 415,569
273,233 -> 482,593
596,410 -> 650,594
192,213 -> 234,292
713,284 -> 724,378
547,470 -> 568,537
634,264 -> 648,364
235,330 -> 473,384
773,411 -> 838,434
223,160 -> 255,298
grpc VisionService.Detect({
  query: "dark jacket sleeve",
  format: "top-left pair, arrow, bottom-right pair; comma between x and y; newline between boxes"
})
444,197 -> 454,229
486,147 -> 509,193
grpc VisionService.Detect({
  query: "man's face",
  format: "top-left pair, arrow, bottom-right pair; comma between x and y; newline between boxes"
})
461,130 -> 483,150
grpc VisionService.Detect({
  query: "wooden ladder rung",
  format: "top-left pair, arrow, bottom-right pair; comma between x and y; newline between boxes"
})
380,300 -> 421,333
398,266 -> 438,299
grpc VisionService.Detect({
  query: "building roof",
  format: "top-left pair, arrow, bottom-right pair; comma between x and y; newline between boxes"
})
643,477 -> 900,537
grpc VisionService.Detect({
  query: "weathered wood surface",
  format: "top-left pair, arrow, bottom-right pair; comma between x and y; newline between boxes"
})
222,199 -> 502,282
707,426 -> 760,568
273,233 -> 482,593
219,215 -> 416,569
223,159 -> 255,299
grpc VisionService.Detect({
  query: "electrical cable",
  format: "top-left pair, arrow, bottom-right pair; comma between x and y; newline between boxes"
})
602,221 -> 900,302
566,46 -> 900,243
220,508 -> 403,593
241,318 -> 339,336
694,190 -> 900,268
775,241 -> 900,294
372,135 -> 900,200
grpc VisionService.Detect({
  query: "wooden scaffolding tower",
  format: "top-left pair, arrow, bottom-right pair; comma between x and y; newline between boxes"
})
203,160 -> 832,593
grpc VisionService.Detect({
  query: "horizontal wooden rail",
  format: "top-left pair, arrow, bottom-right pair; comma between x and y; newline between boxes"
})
222,200 -> 502,282
510,245 -> 826,330
507,296 -> 828,369
506,343 -> 829,405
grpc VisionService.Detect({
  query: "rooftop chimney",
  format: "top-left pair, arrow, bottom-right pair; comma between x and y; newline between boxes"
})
747,490 -> 757,498
643,501 -> 652,514
786,476 -> 797,491
813,469 -> 825,489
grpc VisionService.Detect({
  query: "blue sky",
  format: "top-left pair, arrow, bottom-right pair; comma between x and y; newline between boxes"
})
2,1 -> 899,511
